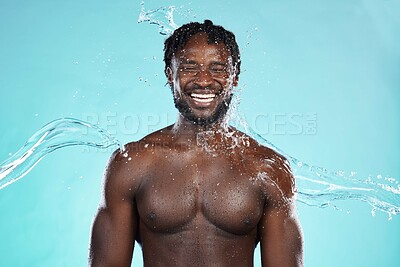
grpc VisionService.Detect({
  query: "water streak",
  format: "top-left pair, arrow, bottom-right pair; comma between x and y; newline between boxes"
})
0,118 -> 121,190
1,117 -> 398,218
247,127 -> 400,219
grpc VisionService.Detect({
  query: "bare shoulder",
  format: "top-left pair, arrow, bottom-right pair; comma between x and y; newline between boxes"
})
102,128 -> 172,201
242,133 -> 295,199
122,125 -> 174,155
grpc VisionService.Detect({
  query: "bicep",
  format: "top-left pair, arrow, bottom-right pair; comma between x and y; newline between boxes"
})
90,205 -> 137,267
259,201 -> 303,267
89,152 -> 139,267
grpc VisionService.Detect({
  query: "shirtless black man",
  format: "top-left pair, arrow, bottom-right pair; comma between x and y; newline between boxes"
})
89,20 -> 304,267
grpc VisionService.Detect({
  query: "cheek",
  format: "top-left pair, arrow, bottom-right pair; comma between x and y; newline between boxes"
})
172,78 -> 187,95
215,77 -> 231,88
176,75 -> 192,88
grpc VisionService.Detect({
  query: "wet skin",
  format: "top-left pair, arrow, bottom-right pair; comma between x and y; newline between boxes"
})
89,33 -> 303,267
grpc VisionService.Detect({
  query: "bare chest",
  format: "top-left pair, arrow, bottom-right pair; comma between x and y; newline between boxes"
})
136,154 -> 265,235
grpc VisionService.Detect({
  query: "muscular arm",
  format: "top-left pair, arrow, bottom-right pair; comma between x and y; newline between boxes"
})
258,156 -> 304,267
89,149 -> 140,267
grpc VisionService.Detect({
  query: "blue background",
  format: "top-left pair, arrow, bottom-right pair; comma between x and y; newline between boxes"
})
0,0 -> 399,266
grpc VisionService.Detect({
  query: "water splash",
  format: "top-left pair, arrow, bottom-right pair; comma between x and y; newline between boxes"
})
0,118 -> 121,190
0,4 -> 398,219
137,1 -> 198,36
0,116 -> 399,217
137,1 -> 178,35
244,125 -> 400,219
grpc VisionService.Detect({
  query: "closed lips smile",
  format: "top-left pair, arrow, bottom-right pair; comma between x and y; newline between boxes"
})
190,93 -> 216,103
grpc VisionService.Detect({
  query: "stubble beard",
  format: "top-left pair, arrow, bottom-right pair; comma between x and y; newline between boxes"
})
173,94 -> 233,126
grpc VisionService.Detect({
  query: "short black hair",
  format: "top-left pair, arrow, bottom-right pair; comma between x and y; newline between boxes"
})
163,19 -> 241,78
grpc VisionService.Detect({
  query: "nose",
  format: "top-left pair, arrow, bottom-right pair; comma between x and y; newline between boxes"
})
194,69 -> 213,88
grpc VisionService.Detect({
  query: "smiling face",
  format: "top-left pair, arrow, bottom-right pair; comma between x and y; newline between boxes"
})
168,32 -> 238,126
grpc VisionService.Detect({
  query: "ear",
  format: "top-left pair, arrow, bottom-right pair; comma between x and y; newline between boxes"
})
167,67 -> 174,87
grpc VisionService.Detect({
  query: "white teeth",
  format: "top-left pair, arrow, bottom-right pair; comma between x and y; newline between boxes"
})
190,93 -> 216,103
192,97 -> 213,103
190,93 -> 215,99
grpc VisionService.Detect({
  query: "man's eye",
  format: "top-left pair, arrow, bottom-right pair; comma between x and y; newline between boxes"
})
180,66 -> 198,72
210,67 -> 226,73
210,66 -> 227,74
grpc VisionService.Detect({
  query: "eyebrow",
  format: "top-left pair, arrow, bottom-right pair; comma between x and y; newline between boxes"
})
179,60 -> 228,66
180,59 -> 197,64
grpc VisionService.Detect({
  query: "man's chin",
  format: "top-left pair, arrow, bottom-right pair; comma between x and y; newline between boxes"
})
189,116 -> 219,126
175,103 -> 226,126
180,111 -> 220,126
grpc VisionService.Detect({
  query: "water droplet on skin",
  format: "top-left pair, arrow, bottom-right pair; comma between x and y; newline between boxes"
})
123,152 -> 128,157
128,157 -> 132,161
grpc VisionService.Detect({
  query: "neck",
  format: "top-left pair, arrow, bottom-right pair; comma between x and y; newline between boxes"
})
172,114 -> 228,140
171,114 -> 248,154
